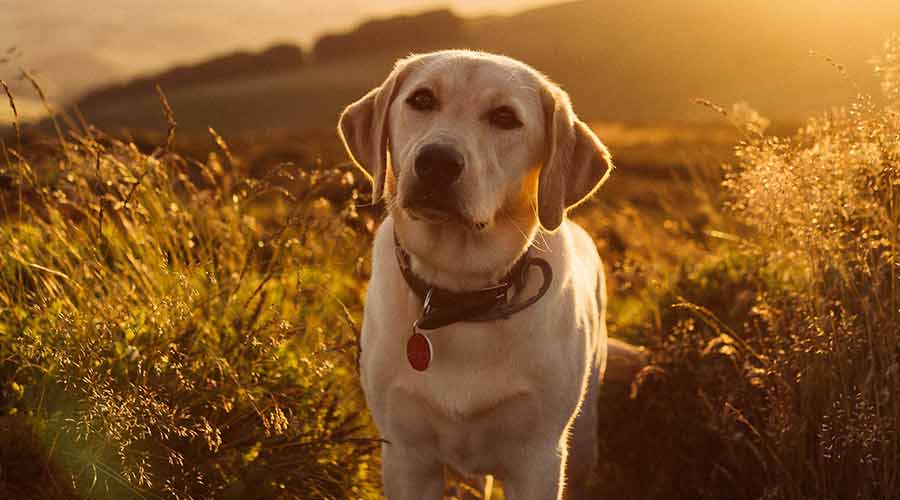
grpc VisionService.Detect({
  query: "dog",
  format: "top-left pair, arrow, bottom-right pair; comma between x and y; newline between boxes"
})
338,50 -> 612,500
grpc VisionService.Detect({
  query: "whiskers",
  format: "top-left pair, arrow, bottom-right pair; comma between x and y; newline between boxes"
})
499,204 -> 549,253
527,197 -> 551,253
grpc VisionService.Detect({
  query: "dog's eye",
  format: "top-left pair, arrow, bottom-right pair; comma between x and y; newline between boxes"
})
488,106 -> 523,130
406,88 -> 438,112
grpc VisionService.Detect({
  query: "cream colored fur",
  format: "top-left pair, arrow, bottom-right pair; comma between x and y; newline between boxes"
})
338,50 -> 613,500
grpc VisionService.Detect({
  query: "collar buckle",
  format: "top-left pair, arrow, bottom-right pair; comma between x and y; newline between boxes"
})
422,287 -> 434,316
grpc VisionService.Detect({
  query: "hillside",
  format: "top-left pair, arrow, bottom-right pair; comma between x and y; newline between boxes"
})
25,0 -> 900,135
76,44 -> 305,110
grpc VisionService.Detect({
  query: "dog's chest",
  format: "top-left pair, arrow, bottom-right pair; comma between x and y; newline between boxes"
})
361,278 -> 580,424
396,319 -> 542,416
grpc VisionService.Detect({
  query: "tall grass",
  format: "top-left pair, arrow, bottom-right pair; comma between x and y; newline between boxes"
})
0,87 -> 379,498
595,36 -> 900,500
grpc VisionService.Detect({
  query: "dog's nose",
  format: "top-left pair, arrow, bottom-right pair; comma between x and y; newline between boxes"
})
414,144 -> 464,185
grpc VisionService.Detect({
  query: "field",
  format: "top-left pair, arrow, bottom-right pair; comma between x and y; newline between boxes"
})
1,38 -> 899,500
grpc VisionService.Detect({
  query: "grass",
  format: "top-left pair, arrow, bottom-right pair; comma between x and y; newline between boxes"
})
1,37 -> 898,500
590,36 -> 900,500
1,85 -> 380,499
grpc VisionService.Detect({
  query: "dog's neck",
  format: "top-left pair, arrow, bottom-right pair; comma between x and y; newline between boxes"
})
391,214 -> 538,292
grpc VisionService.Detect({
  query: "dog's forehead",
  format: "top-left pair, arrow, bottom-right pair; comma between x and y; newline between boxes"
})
407,54 -> 543,107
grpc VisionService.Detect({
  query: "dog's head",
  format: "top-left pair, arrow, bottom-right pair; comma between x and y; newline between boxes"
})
339,50 -> 612,237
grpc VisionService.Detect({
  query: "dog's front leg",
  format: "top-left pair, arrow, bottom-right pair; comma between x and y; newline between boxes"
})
381,442 -> 445,500
502,443 -> 566,500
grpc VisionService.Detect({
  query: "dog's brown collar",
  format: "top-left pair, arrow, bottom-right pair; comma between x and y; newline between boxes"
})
393,231 -> 552,330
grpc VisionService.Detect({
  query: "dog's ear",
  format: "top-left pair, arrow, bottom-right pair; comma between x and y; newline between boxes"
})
338,58 -> 414,202
537,85 -> 613,231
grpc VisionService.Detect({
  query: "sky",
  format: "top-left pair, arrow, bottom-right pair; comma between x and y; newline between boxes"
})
1,0 -> 560,118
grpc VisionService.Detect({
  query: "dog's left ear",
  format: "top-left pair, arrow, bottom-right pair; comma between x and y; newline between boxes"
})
338,58 -> 415,203
537,85 -> 613,231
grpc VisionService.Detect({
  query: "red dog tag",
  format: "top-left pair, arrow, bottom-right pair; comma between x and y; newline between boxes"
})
407,332 -> 432,371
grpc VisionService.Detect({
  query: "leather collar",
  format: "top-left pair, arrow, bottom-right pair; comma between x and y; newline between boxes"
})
394,231 -> 551,330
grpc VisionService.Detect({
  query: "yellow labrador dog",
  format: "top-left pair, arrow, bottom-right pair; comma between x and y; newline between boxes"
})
339,50 -> 612,500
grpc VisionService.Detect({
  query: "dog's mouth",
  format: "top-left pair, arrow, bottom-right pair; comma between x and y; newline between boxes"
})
406,205 -> 457,221
400,195 -> 490,232
403,201 -> 465,224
